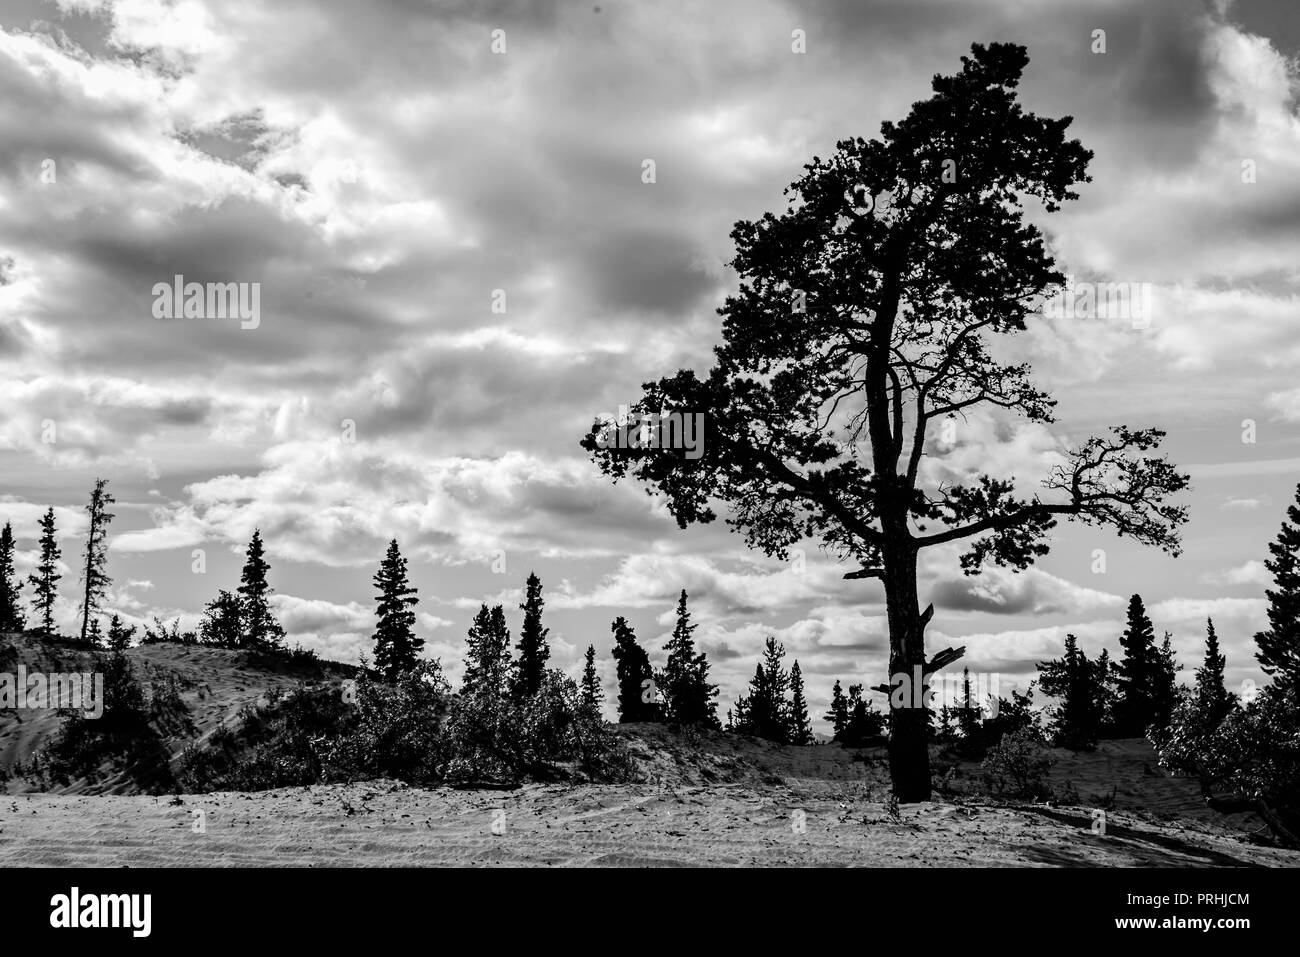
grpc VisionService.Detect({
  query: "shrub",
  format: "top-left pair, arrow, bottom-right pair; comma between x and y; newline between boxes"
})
31,651 -> 175,792
981,729 -> 1053,799
1158,684 -> 1300,847
324,662 -> 452,785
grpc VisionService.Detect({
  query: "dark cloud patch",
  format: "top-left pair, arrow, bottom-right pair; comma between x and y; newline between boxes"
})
1227,0 -> 1300,59
580,227 -> 717,316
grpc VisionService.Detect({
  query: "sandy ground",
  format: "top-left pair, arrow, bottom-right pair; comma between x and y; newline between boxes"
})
3,779 -> 1294,867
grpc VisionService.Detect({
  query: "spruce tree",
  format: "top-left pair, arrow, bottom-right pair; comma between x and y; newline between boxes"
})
1115,593 -> 1159,736
580,644 -> 603,716
372,539 -> 422,681
1152,630 -> 1182,731
462,603 -> 511,697
1037,633 -> 1101,750
842,683 -> 886,745
1254,483 -> 1300,696
513,572 -> 550,699
0,522 -> 25,632
957,665 -> 982,739
27,508 -> 60,637
824,679 -> 849,741
788,660 -> 812,745
1095,648 -> 1120,736
610,616 -> 657,722
79,479 -> 115,643
660,589 -> 719,727
1196,617 -> 1231,725
199,590 -> 242,647
237,529 -> 285,650
735,637 -> 790,742
106,613 -> 137,653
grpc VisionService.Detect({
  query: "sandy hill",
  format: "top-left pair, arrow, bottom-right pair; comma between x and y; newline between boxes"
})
0,631 -> 351,795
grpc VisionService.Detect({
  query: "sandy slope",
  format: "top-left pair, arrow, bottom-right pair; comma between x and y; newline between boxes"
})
2,779 -> 1294,867
0,634 -> 345,794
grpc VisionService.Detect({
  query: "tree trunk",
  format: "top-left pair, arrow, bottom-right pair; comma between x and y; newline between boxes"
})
883,536 -> 931,802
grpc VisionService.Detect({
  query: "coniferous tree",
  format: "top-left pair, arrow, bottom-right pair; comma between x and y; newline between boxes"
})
27,508 -> 61,637
106,613 -> 137,653
1196,617 -> 1231,726
237,529 -> 285,650
1152,630 -> 1182,732
610,616 -> 658,722
788,660 -> 812,744
734,636 -> 791,742
957,665 -> 983,740
1115,593 -> 1160,736
580,43 -> 1189,804
0,522 -> 25,632
512,572 -> 550,698
1095,648 -> 1121,736
824,679 -> 849,741
199,590 -> 243,647
1037,633 -> 1102,750
659,589 -> 720,727
79,479 -> 115,643
372,539 -> 422,681
86,616 -> 104,647
842,683 -> 887,746
580,644 -> 603,716
1254,483 -> 1300,696
462,603 -> 512,697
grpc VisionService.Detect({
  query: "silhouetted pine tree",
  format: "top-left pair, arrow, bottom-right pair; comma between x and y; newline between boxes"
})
512,572 -> 551,699
372,539 -> 422,681
27,508 -> 60,637
106,614 -> 137,653
788,660 -> 812,744
79,479 -> 115,643
0,522 -> 25,632
824,679 -> 849,741
462,603 -> 511,697
1115,593 -> 1160,736
237,529 -> 285,650
580,644 -> 603,716
1196,617 -> 1231,725
1037,633 -> 1102,750
1255,484 -> 1300,696
660,590 -> 719,727
610,616 -> 657,722
199,590 -> 242,647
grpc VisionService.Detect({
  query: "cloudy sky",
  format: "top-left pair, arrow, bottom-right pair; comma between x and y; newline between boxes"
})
2,0 -> 1299,728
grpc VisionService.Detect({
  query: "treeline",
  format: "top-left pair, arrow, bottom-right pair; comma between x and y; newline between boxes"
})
0,480 -> 288,654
